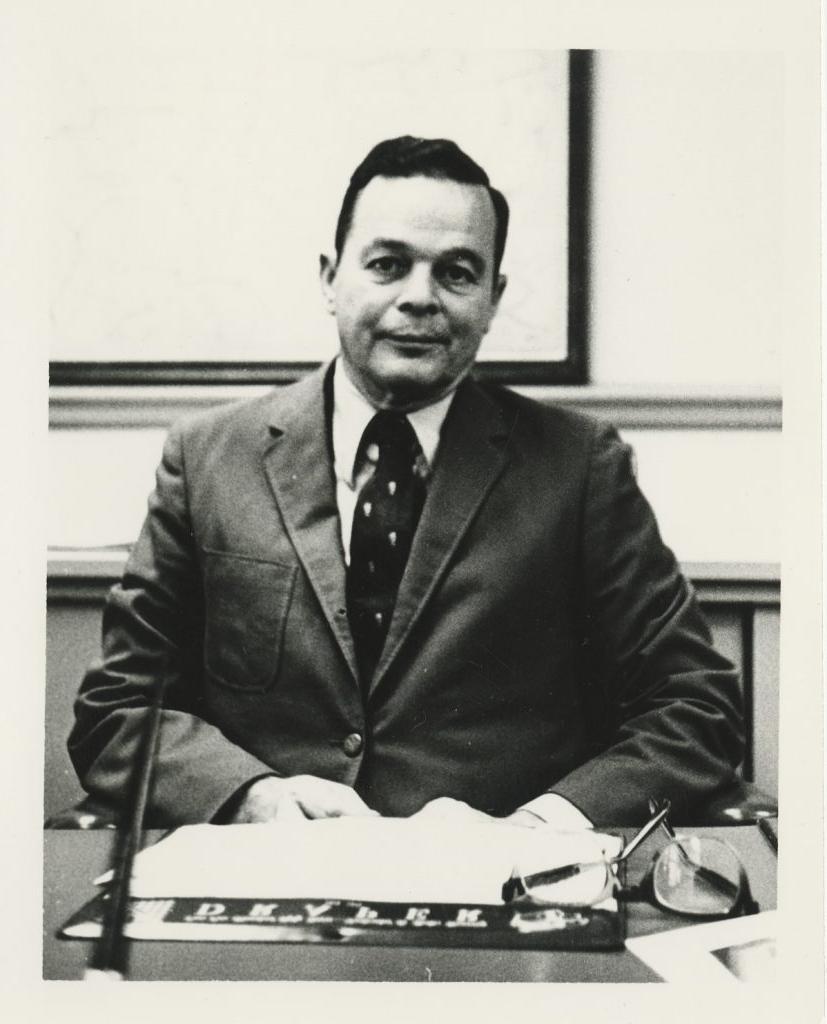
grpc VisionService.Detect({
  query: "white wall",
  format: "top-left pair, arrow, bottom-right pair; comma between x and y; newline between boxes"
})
590,51 -> 783,389
624,429 -> 780,564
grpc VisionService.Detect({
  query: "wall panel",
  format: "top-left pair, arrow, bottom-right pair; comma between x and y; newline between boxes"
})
48,412 -> 782,563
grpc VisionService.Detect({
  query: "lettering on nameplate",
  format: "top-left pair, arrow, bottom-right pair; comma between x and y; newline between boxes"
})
193,902 -> 225,917
305,902 -> 335,922
445,907 -> 486,928
248,903 -> 279,918
405,907 -> 430,923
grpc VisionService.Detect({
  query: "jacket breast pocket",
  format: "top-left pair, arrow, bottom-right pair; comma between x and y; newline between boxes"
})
203,550 -> 298,693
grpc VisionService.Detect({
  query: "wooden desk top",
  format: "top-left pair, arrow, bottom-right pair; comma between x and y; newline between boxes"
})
43,825 -> 777,982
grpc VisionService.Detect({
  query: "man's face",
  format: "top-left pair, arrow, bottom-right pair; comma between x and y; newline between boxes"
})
320,175 -> 506,410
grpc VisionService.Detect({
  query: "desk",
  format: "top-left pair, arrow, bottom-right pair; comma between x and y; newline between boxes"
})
43,825 -> 777,982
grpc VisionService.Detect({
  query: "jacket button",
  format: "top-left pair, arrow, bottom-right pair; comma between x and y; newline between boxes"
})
342,732 -> 363,757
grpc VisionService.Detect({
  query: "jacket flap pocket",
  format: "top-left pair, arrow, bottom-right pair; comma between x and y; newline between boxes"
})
204,551 -> 297,692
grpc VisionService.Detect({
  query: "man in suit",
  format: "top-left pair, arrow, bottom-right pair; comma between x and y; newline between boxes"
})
69,137 -> 743,828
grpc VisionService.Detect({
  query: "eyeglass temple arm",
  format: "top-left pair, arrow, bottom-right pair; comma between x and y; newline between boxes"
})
615,802 -> 671,862
649,797 -> 684,839
648,796 -> 696,864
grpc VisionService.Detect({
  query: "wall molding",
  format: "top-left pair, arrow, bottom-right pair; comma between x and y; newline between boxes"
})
683,561 -> 780,606
49,384 -> 782,431
47,548 -> 780,606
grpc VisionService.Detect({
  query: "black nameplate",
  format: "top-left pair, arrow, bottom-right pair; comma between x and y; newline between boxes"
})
60,894 -> 624,950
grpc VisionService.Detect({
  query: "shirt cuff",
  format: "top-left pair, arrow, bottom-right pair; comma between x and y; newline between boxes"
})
519,794 -> 593,830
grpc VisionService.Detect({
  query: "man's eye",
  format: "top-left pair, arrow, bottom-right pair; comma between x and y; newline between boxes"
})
367,256 -> 403,275
441,265 -> 477,286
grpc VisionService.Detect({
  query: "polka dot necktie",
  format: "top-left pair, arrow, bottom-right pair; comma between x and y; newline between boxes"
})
346,411 -> 427,687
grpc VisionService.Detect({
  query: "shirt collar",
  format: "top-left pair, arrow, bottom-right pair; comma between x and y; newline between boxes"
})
332,359 -> 456,486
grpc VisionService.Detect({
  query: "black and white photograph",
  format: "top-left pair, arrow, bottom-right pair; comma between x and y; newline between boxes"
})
2,0 -> 820,1019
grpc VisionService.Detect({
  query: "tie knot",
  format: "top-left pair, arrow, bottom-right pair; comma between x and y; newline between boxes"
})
355,411 -> 424,477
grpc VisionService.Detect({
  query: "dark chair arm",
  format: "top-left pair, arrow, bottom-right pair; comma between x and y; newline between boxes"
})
44,795 -> 119,830
677,779 -> 778,827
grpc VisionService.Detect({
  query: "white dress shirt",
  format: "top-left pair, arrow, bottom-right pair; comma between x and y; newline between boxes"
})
330,360 -> 591,831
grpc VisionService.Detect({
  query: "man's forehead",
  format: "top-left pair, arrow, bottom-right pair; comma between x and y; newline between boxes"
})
347,175 -> 497,250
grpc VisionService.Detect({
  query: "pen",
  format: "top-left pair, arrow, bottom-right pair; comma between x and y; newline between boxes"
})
84,668 -> 168,981
757,816 -> 778,855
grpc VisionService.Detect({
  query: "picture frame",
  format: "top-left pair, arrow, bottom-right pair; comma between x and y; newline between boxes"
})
49,50 -> 592,389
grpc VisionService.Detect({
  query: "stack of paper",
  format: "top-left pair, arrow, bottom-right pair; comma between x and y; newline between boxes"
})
98,818 -> 622,906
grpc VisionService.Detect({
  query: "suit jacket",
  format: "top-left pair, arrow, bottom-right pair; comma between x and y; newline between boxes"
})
69,364 -> 744,826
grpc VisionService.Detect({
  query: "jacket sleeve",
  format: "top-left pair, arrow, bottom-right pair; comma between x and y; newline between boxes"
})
548,424 -> 745,824
68,422 -> 278,826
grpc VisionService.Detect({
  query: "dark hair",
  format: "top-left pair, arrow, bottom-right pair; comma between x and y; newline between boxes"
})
334,136 -> 509,279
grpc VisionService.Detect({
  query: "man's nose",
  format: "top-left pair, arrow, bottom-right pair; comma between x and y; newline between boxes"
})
396,265 -> 439,315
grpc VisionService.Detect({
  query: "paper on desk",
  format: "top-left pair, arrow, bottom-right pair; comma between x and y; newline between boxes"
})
626,911 -> 777,984
97,819 -> 622,905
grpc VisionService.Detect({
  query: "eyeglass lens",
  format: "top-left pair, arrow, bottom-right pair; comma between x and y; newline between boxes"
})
653,836 -> 742,916
517,860 -> 613,906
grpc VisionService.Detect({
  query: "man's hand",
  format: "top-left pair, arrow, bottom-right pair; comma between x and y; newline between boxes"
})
409,799 -> 550,826
499,808 -> 547,828
228,775 -> 380,823
409,797 -> 496,823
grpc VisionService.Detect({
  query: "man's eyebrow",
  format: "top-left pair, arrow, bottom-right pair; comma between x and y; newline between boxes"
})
360,239 -> 410,256
360,240 -> 487,273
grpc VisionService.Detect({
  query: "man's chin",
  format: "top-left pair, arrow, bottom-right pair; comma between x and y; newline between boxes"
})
364,359 -> 458,410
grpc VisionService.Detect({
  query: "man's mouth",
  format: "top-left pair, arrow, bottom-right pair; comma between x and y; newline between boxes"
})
379,331 -> 448,347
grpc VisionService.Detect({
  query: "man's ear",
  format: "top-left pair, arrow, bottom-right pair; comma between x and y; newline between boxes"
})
480,274 -> 507,338
492,273 -> 507,308
319,253 -> 337,315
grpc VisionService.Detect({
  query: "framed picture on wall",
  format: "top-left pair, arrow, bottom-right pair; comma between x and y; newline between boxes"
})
49,50 -> 591,388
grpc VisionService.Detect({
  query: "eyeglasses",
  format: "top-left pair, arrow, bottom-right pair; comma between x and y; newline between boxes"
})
502,799 -> 759,920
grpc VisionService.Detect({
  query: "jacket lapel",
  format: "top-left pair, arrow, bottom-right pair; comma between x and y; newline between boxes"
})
261,364 -> 360,685
369,378 -> 513,695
